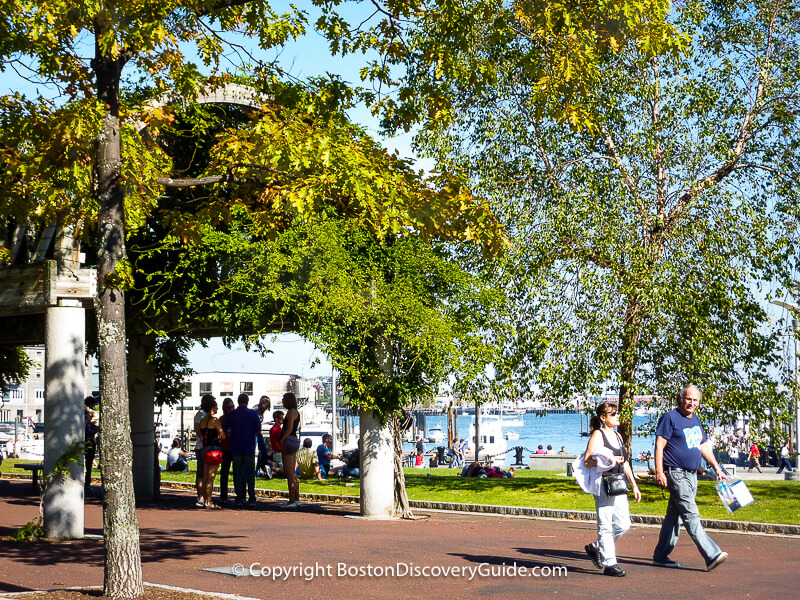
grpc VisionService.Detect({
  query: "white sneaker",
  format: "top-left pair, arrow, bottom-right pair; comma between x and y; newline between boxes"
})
706,552 -> 728,572
195,497 -> 205,508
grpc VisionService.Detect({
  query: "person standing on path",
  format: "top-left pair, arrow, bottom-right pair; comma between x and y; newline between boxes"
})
581,401 -> 641,577
199,399 -> 225,509
653,385 -> 728,571
223,393 -> 261,507
218,397 -> 235,505
280,392 -> 302,508
255,395 -> 271,477
194,394 -> 215,507
84,396 -> 100,490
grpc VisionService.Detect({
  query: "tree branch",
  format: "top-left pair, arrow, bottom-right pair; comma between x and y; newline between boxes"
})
665,0 -> 785,230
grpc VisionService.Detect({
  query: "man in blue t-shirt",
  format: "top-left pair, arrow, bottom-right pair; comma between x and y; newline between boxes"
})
222,394 -> 261,506
316,434 -> 342,479
653,385 -> 728,571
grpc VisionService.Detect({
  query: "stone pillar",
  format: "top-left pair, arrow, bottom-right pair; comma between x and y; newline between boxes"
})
43,301 -> 85,539
359,408 -> 395,519
128,334 -> 155,501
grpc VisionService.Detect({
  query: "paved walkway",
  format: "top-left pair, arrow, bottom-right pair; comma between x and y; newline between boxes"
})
0,479 -> 798,599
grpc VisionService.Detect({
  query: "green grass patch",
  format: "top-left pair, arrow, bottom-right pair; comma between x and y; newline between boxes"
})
5,459 -> 798,525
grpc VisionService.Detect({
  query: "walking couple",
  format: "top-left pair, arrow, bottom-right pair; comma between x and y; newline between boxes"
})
575,386 -> 728,576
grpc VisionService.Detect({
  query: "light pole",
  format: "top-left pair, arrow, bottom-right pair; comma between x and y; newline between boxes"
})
772,300 -> 800,474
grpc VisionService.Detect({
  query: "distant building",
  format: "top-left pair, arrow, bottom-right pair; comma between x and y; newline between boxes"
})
157,371 -> 319,438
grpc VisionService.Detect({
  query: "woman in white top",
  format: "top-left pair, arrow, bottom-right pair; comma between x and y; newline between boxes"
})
583,401 -> 641,577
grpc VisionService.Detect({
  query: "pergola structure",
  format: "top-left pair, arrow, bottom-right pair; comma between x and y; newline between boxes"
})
0,84 -> 290,538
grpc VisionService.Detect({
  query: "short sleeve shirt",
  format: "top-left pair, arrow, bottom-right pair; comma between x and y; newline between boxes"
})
270,424 -> 282,453
194,410 -> 207,450
656,408 -> 707,471
317,444 -> 332,470
297,447 -> 319,479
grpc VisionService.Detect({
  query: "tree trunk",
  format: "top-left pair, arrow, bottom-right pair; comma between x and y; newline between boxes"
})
93,40 -> 144,599
360,408 -> 395,518
392,415 -> 415,518
618,295 -> 644,462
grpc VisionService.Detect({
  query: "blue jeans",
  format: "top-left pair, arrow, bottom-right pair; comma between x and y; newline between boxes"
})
595,484 -> 631,567
256,433 -> 268,473
219,450 -> 233,502
654,469 -> 721,564
776,457 -> 793,474
341,466 -> 360,478
232,452 -> 256,503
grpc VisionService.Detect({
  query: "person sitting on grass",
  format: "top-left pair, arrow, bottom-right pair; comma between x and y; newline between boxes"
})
297,438 -> 323,480
340,444 -> 361,478
166,438 -> 189,472
317,434 -> 342,479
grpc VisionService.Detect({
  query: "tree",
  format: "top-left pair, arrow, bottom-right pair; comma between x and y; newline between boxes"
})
1,3 -> 510,587
0,345 -> 33,395
312,0 -> 683,131
397,0 -> 800,451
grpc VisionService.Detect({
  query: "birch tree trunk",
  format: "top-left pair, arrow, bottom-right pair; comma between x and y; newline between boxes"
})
93,33 -> 144,599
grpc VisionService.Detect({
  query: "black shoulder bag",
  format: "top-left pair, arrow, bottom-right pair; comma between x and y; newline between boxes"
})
601,432 -> 629,496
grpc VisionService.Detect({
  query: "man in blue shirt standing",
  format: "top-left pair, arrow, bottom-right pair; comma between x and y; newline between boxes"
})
223,393 -> 261,507
653,385 -> 728,571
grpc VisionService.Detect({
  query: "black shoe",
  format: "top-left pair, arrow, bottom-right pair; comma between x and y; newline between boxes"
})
603,564 -> 626,577
585,543 -> 603,569
653,558 -> 680,568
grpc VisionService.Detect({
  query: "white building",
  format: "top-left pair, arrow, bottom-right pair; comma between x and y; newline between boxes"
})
157,371 -> 319,439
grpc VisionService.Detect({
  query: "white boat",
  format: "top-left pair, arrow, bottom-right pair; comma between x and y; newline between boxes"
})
504,430 -> 519,441
466,418 -> 507,464
427,426 -> 446,444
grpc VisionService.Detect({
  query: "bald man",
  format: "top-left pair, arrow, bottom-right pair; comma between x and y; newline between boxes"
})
653,385 -> 728,571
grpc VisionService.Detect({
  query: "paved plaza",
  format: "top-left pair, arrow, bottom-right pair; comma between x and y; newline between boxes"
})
0,477 -> 798,599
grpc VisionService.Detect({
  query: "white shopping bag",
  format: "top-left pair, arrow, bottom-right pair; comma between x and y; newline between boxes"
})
715,479 -> 754,513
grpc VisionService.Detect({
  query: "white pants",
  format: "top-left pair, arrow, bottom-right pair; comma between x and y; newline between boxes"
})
595,485 -> 631,567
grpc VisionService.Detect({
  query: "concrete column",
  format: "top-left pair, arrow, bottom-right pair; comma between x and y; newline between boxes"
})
359,408 -> 395,519
43,301 -> 85,539
128,334 -> 155,501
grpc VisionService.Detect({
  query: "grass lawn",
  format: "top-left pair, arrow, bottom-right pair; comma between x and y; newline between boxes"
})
4,459 -> 798,525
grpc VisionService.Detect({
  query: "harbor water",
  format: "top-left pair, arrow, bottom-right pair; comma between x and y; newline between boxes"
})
400,412 -> 659,465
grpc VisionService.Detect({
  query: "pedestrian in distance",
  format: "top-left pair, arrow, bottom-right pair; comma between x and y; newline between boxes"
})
747,441 -> 763,473
255,395 -> 271,477
84,396 -> 100,489
317,433 -> 342,479
297,438 -> 323,480
776,440 -> 793,474
653,385 -> 728,571
194,394 -> 215,508
218,397 -> 235,505
415,436 -> 425,467
269,410 -> 285,478
199,399 -> 225,509
578,401 -> 641,577
280,392 -> 302,508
